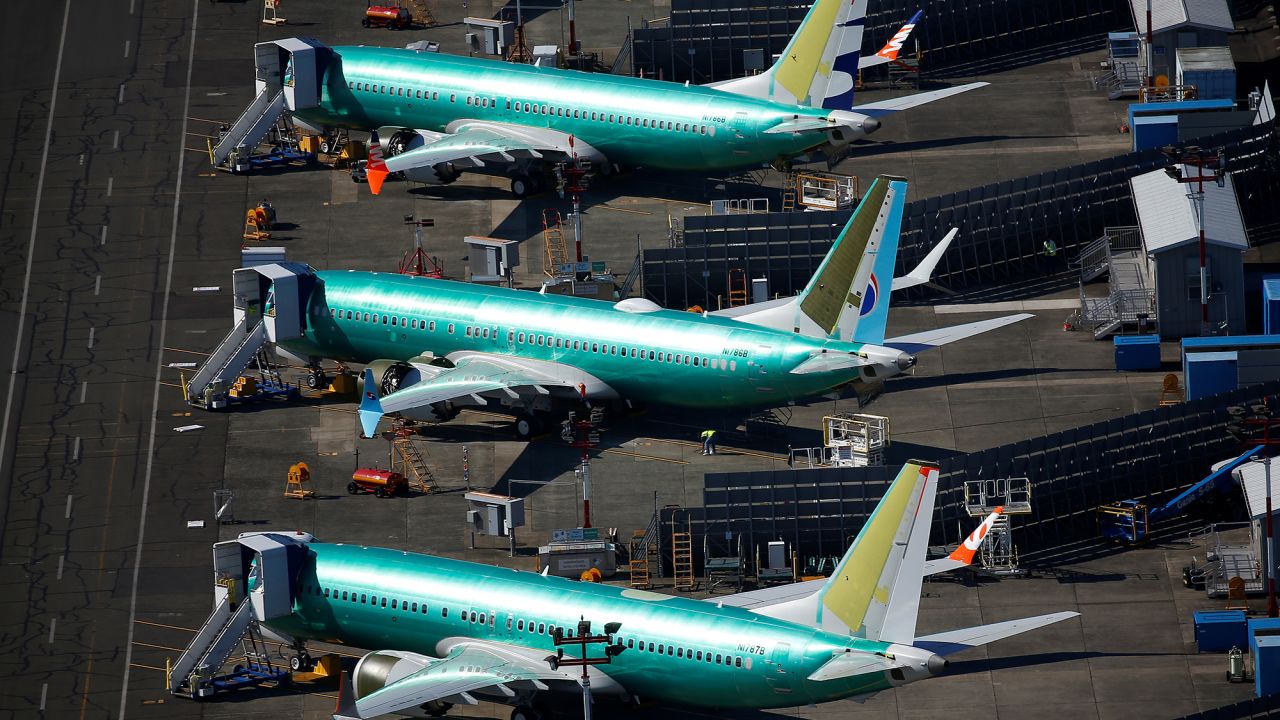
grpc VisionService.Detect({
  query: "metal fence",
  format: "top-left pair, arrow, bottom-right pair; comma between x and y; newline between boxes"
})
652,381 -> 1280,575
642,120 -> 1280,309
632,0 -> 1134,84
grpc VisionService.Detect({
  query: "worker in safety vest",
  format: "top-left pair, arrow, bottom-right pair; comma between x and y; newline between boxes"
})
700,429 -> 717,455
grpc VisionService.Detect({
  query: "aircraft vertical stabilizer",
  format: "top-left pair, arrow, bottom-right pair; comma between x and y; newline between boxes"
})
720,175 -> 907,344
754,461 -> 937,637
710,0 -> 868,110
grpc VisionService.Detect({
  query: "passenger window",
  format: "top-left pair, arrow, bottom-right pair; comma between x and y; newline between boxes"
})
518,619 -> 525,630
362,312 -> 369,322
538,622 -> 545,634
507,617 -> 513,630
519,332 -> 525,342
323,588 -> 330,597
648,642 -> 655,652
466,96 -> 472,105
411,602 -> 417,611
693,357 -> 699,366
735,657 -> 742,667
389,599 -> 396,609
666,353 -> 673,362
381,315 -> 388,325
648,350 -> 655,360
591,343 -> 598,352
346,311 -> 353,319
466,327 -> 472,337
421,604 -> 428,614
572,340 -> 579,350
429,321 -> 436,332
411,319 -> 418,329
730,360 -> 736,371
432,92 -> 438,100
482,328 -> 489,339
442,607 -> 449,617
361,594 -> 368,604
448,323 -> 455,334
341,591 -> 348,600
391,317 -> 398,326
555,338 -> 563,348
450,93 -> 456,103
508,330 -> 515,342
401,317 -> 406,326
696,651 -> 702,660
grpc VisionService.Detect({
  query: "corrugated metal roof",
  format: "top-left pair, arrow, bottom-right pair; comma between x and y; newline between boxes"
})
1176,46 -> 1236,72
1229,456 -> 1280,520
1130,0 -> 1234,34
1130,166 -> 1247,253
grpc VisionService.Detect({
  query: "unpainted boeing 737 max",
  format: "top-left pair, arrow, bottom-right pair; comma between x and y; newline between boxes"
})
267,176 -> 1029,438
280,0 -> 979,196
237,463 -> 1073,718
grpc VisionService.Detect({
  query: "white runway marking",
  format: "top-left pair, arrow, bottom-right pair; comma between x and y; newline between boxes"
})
100,225 -> 108,245
88,327 -> 95,349
106,177 -> 113,197
80,381 -> 87,404
65,494 -> 73,519
57,554 -> 64,580
49,617 -> 56,643
114,130 -> 120,150
72,436 -> 80,462
0,0 -> 71,502
118,83 -> 125,103
120,2 -> 202,716
124,40 -> 131,58
39,684 -> 47,711
94,274 -> 101,295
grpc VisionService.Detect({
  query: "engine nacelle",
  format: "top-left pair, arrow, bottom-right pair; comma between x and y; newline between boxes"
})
352,650 -> 452,715
366,360 -> 423,396
362,359 -> 468,423
383,129 -> 460,185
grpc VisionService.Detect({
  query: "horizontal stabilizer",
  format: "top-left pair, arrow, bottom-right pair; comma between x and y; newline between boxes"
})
789,352 -> 869,375
359,368 -> 384,438
763,117 -> 833,134
854,82 -> 988,118
893,228 -> 956,290
885,313 -> 1032,353
914,611 -> 1079,656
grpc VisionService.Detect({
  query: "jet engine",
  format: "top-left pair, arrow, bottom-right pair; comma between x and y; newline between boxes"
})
384,129 -> 460,185
361,359 -> 467,422
367,360 -> 422,395
352,650 -> 453,716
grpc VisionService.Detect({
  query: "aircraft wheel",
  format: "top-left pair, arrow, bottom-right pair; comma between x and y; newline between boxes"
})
510,705 -> 541,720
510,174 -> 533,199
512,412 -> 540,440
375,487 -> 387,498
289,652 -> 312,672
306,371 -> 327,389
347,482 -> 359,495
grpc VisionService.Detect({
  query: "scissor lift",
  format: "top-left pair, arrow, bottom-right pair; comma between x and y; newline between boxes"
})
964,478 -> 1031,575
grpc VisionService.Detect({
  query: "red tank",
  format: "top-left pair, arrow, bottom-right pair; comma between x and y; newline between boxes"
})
348,468 -> 408,497
363,5 -> 411,29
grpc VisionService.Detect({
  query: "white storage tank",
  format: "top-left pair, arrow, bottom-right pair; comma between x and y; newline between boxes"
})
1176,47 -> 1236,101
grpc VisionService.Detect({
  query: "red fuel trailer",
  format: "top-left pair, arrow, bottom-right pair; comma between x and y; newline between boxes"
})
348,468 -> 408,497
363,4 -> 411,29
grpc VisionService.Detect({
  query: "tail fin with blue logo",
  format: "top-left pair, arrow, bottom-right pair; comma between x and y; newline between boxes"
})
709,175 -> 906,344
708,0 -> 868,109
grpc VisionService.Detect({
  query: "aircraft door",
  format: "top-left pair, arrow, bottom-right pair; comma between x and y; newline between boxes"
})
728,111 -> 754,154
763,641 -> 795,695
747,345 -> 773,385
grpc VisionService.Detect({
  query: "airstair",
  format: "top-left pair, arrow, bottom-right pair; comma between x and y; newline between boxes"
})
186,262 -> 314,409
1069,227 -> 1156,339
393,436 -> 437,493
170,531 -> 313,698
543,210 -> 569,277
211,38 -> 331,172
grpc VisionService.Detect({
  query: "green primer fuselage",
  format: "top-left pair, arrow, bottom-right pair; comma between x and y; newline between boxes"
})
283,271 -> 868,408
267,542 -> 893,709
294,46 -> 831,171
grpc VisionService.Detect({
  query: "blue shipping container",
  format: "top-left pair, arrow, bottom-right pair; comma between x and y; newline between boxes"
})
1115,335 -> 1162,371
1256,635 -> 1280,697
1249,618 -> 1280,653
1264,279 -> 1280,335
1132,115 -> 1178,152
1196,610 -> 1247,652
1185,351 -> 1238,400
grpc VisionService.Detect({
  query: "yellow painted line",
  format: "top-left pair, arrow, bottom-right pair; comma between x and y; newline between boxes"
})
595,203 -> 652,215
134,619 -> 195,633
132,640 -> 184,652
129,662 -> 167,672
162,346 -> 210,356
600,447 -> 687,465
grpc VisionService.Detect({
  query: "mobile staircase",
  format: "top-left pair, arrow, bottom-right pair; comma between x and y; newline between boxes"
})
212,38 -> 331,172
1069,227 -> 1155,339
185,263 -> 313,410
170,531 -> 313,699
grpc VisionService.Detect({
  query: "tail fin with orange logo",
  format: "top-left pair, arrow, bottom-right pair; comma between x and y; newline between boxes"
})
859,10 -> 922,70
921,506 -> 1003,576
366,130 -> 390,196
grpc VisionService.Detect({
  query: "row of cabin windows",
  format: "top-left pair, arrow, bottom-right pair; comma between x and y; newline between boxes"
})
303,583 -> 442,616
623,636 -> 746,668
345,80 -> 713,136
330,307 -> 737,371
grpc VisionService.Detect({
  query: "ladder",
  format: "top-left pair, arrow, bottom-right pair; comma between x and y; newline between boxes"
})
781,172 -> 798,212
543,210 -> 569,277
672,531 -> 695,591
211,88 -> 286,169
629,530 -> 651,589
393,437 -> 437,493
727,268 -> 748,307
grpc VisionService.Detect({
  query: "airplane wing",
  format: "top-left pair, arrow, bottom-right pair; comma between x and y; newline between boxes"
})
892,229 -> 956,291
359,352 -> 614,437
884,313 -> 1033,354
333,642 -> 567,720
383,122 -> 566,177
852,82 -> 989,118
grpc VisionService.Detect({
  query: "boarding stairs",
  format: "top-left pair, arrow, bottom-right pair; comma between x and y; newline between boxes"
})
628,530 -> 652,589
186,318 -> 270,407
543,210 -> 569,277
212,89 -> 287,170
618,253 -> 642,298
1093,57 -> 1144,100
170,532 -> 308,699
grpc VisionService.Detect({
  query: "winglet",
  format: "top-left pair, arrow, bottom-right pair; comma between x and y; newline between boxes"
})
893,228 -> 956,291
333,671 -> 360,720
875,10 -> 922,61
366,131 -> 389,196
947,506 -> 1003,566
359,368 -> 384,438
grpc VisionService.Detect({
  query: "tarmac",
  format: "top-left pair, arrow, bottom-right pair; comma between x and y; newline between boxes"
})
0,0 -> 1262,719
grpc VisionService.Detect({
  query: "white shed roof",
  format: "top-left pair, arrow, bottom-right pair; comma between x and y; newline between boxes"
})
1228,456 -> 1280,521
1130,166 -> 1247,253
1130,0 -> 1234,34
